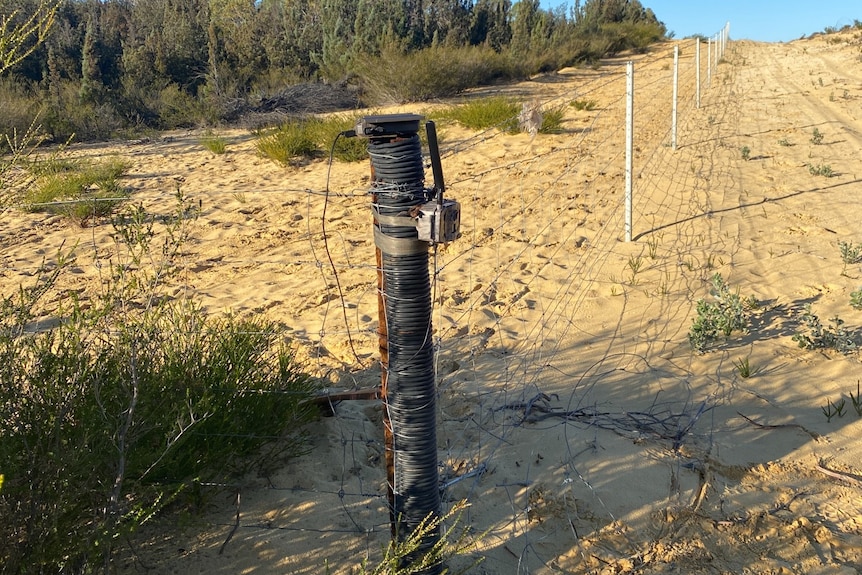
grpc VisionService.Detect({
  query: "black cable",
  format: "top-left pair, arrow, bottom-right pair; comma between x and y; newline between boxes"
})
323,132 -> 366,369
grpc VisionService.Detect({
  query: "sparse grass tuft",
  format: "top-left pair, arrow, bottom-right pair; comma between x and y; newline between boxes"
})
570,99 -> 597,111
23,157 -> 130,225
740,146 -> 750,161
822,398 -> 846,422
733,356 -> 760,378
255,119 -> 319,165
307,115 -> 369,162
434,97 -> 521,133
539,105 -> 566,134
200,131 -> 227,154
850,381 -> 862,416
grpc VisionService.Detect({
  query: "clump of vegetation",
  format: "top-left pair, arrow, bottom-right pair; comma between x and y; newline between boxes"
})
434,97 -> 522,133
255,115 -> 371,165
808,163 -> 834,177
255,119 -> 321,165
740,145 -> 751,160
822,398 -> 846,421
851,381 -> 862,416
355,501 -> 481,575
571,99 -> 598,111
810,127 -> 824,145
539,105 -> 566,134
689,273 -> 756,352
0,195 -> 320,572
733,356 -> 760,378
823,381 -> 862,422
200,131 -> 227,154
850,287 -> 862,310
21,156 -> 130,225
356,43 -> 521,103
309,114 -> 369,162
792,304 -> 858,353
839,240 -> 862,275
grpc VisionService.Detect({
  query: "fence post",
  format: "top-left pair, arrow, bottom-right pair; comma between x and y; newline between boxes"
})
356,113 -> 442,575
707,37 -> 712,86
671,44 -> 679,151
715,33 -> 720,70
625,60 -> 633,242
696,38 -> 701,109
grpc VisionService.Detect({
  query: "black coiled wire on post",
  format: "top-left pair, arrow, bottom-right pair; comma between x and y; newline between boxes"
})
369,133 -> 441,573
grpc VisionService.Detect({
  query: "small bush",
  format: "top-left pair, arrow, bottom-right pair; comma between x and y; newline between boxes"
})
838,240 -> 862,274
0,196 -> 319,572
851,287 -> 862,310
810,127 -> 824,145
808,163 -> 834,177
255,115 -> 371,165
689,273 -> 755,352
792,304 -> 858,353
0,78 -> 41,150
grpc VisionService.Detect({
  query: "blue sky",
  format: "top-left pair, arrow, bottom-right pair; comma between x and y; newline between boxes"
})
541,1 -> 862,43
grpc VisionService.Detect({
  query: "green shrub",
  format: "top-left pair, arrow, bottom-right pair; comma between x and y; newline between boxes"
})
810,127 -> 824,145
0,195 -> 319,572
839,240 -> 862,275
851,287 -> 862,310
792,304 -> 858,353
0,79 -> 41,150
808,163 -> 834,177
689,273 -> 755,352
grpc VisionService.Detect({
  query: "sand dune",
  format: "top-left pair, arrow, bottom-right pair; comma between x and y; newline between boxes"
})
4,31 -> 862,574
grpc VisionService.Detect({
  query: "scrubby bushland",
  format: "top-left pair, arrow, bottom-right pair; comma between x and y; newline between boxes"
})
1,0 -> 667,139
0,195 -> 320,573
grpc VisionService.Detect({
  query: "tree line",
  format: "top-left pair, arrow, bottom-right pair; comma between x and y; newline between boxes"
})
1,0 -> 667,140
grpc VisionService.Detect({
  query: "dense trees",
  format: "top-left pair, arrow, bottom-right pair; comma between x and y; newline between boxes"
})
0,0 -> 666,138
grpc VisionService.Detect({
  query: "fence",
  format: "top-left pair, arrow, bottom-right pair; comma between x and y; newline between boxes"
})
7,23 -> 746,574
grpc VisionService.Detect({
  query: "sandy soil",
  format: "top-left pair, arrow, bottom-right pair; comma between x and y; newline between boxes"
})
4,32 -> 862,574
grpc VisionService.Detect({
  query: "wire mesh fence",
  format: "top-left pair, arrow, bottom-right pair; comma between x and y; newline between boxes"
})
2,25 -> 774,573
